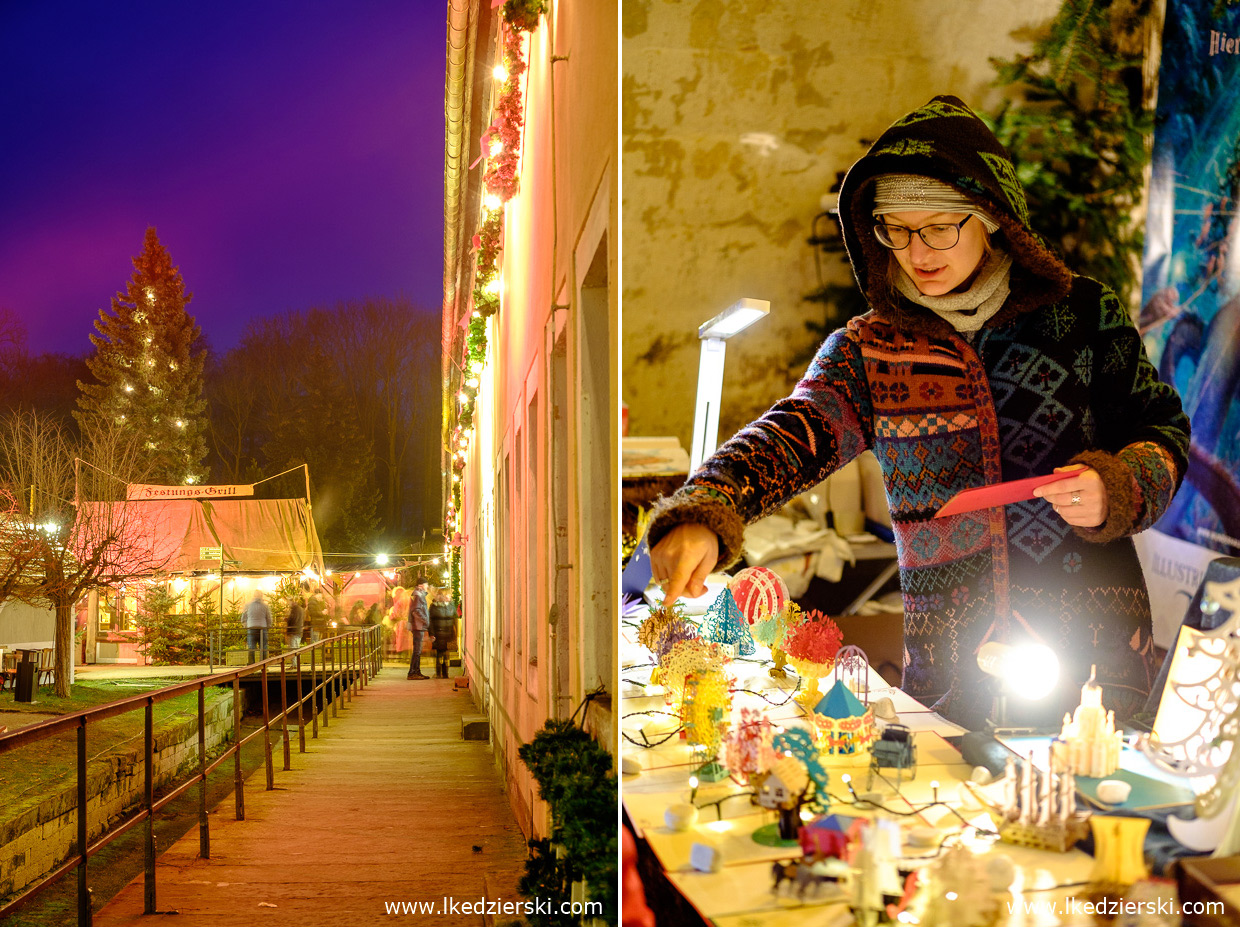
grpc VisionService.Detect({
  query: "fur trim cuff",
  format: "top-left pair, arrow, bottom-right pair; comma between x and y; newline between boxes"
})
1069,449 -> 1136,543
647,493 -> 747,571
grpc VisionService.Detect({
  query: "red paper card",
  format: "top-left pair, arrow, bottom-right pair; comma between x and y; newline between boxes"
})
933,471 -> 1077,518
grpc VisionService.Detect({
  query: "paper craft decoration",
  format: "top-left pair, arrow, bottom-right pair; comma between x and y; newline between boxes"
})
722,707 -> 775,784
982,752 -> 1090,853
783,610 -> 844,707
933,470 -> 1075,518
682,669 -> 731,770
812,678 -> 877,762
1089,816 -> 1150,887
1050,666 -> 1123,778
730,566 -> 789,626
661,638 -> 725,706
699,588 -> 756,656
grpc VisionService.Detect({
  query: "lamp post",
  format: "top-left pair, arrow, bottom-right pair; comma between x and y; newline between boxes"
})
689,298 -> 770,473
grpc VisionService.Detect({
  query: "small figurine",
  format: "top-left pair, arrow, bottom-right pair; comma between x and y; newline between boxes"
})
867,723 -> 917,789
754,755 -> 812,841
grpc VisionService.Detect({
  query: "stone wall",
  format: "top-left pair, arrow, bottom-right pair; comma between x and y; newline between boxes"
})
623,0 -> 1063,444
0,689 -> 240,899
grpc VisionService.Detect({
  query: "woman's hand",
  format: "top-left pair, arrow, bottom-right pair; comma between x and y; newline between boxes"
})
1032,464 -> 1109,528
649,523 -> 721,605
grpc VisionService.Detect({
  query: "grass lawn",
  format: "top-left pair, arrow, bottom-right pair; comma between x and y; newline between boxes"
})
0,678 -> 234,823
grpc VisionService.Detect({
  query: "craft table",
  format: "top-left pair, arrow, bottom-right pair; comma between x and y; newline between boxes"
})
619,613 -> 1182,925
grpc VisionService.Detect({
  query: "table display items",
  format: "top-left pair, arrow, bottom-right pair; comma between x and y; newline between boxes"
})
660,637 -> 726,706
753,727 -> 832,841
699,588 -> 756,657
867,724 -> 917,788
1050,665 -> 1123,777
681,668 -> 731,781
1139,570 -> 1240,854
970,753 -> 1091,852
899,843 -> 1006,927
721,707 -> 776,784
846,819 -> 915,927
812,678 -> 877,761
730,566 -> 790,627
1088,816 -> 1150,890
782,609 -> 844,708
751,600 -> 801,679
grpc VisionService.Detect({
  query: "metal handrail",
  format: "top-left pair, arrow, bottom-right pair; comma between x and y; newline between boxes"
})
0,624 -> 385,925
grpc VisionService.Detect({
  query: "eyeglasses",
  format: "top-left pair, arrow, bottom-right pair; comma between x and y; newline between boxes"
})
873,215 -> 972,251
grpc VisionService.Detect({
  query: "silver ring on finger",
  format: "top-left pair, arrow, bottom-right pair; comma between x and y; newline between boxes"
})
1071,493 -> 1082,506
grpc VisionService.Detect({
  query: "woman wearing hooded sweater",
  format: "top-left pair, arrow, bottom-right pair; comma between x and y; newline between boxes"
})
648,96 -> 1190,730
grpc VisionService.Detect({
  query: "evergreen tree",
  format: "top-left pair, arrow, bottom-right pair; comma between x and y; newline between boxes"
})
75,227 -> 208,484
986,0 -> 1153,307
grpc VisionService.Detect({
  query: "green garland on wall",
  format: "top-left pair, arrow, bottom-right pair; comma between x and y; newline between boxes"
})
517,719 -> 617,925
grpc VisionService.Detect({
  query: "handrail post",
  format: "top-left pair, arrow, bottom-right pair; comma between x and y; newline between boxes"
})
352,633 -> 360,697
296,648 -> 307,753
77,717 -> 91,926
280,656 -> 291,770
331,637 -> 339,717
261,660 -> 274,790
144,698 -> 156,914
310,647 -> 319,738
348,633 -> 356,698
198,683 -> 209,858
233,675 -> 244,820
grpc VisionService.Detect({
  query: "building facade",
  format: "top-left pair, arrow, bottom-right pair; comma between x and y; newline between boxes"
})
442,0 -> 617,838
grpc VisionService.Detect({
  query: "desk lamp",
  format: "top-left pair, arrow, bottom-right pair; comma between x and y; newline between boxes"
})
976,641 -> 1060,730
688,298 -> 770,473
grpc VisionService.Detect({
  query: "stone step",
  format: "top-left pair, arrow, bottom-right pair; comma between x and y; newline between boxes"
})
461,714 -> 489,741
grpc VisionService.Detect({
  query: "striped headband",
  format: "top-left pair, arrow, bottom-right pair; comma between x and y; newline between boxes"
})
872,174 -> 999,233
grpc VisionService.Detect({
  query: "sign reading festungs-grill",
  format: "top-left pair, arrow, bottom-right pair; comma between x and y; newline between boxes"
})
126,484 -> 255,501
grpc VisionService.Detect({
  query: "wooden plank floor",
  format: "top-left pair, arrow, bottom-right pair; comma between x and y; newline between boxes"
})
94,665 -> 528,926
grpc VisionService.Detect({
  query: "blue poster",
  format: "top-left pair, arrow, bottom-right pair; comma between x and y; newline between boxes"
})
1141,0 -> 1240,555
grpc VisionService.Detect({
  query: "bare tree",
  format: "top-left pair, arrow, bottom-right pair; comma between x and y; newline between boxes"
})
0,410 -> 173,695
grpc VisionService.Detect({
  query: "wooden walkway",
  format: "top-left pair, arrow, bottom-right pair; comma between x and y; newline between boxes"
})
93,666 -> 528,927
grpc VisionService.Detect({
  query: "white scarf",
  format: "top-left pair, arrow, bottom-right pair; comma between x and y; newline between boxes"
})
894,249 -> 1013,334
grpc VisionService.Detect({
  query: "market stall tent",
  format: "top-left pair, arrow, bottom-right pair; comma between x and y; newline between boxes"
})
74,498 -> 325,577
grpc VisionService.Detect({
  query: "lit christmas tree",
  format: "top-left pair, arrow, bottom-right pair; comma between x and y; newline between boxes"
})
76,227 -> 208,485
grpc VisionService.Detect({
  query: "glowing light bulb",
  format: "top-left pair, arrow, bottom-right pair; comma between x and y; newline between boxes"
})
492,64 -> 508,81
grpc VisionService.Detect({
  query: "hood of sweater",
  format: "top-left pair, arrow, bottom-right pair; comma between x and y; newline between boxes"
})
837,95 -> 1073,336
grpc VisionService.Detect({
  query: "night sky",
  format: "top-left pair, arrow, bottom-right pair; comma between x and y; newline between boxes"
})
0,2 -> 445,357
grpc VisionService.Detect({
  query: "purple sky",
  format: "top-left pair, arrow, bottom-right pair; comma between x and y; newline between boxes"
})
0,2 -> 444,357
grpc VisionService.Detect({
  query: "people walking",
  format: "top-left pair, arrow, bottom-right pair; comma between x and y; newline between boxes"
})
286,594 -> 306,650
429,590 -> 458,678
407,577 -> 430,679
306,590 -> 329,642
241,589 -> 271,662
387,587 -> 411,657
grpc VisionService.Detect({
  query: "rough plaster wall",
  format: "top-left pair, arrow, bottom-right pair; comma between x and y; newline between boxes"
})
623,0 -> 1063,447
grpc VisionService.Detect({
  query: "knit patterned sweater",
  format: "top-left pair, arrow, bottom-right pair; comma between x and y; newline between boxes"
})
648,96 -> 1190,728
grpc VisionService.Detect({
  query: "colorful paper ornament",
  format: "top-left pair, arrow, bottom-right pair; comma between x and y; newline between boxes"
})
682,669 -> 732,781
653,619 -> 700,662
700,588 -> 756,656
753,601 -> 802,679
783,610 -> 844,707
722,707 -> 776,784
636,604 -> 678,652
662,638 -> 725,705
731,566 -> 789,626
812,678 -> 877,762
772,727 -> 831,813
